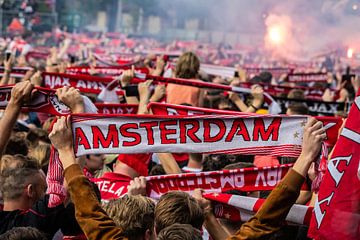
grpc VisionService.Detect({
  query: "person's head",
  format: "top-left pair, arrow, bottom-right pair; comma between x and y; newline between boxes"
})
42,117 -> 55,132
259,71 -> 272,84
202,154 -> 231,171
286,103 -> 309,115
0,227 -> 47,240
149,164 -> 166,176
0,154 -> 39,173
26,128 -> 50,149
0,165 -> 46,209
114,154 -> 151,178
4,133 -> 29,156
157,224 -> 202,240
85,154 -> 105,173
175,52 -> 200,79
287,89 -> 305,99
103,195 -> 155,240
28,144 -> 51,174
189,153 -> 202,164
154,191 -> 204,234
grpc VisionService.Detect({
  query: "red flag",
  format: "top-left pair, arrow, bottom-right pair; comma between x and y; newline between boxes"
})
308,90 -> 360,239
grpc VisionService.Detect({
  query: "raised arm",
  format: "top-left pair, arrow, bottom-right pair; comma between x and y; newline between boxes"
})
230,118 -> 326,239
194,118 -> 326,240
49,116 -> 127,240
46,86 -> 86,207
0,81 -> 33,158
0,54 -> 14,86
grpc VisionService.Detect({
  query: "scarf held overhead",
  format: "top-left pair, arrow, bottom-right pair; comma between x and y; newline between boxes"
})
148,102 -> 343,147
0,85 -> 70,115
72,114 -> 304,157
92,164 -> 293,200
206,192 -> 312,226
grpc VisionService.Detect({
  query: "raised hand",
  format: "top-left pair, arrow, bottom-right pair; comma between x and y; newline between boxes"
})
56,86 -> 84,113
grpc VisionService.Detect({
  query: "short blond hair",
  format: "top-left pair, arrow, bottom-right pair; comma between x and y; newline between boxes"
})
28,144 -> 50,170
102,195 -> 155,240
154,191 -> 204,234
0,154 -> 39,173
157,223 -> 202,240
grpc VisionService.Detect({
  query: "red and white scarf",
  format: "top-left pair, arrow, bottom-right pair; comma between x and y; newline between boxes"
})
66,66 -> 149,76
132,72 -> 282,114
200,64 -> 294,78
205,192 -> 312,226
308,90 -> 360,240
0,85 -> 70,115
148,102 -> 343,147
42,72 -> 119,95
0,85 -> 97,115
238,82 -> 327,101
95,103 -> 138,114
0,66 -> 32,78
287,73 -> 328,83
92,164 -> 292,200
71,114 -> 304,157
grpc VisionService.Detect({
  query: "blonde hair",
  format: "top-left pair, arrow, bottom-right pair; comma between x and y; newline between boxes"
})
0,154 -> 39,173
157,223 -> 202,240
28,144 -> 51,169
154,191 -> 204,234
102,195 -> 155,239
175,52 -> 200,79
42,117 -> 55,132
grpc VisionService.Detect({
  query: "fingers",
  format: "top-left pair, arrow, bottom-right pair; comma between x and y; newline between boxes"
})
305,117 -> 317,129
127,176 -> 147,196
23,82 -> 34,100
308,120 -> 323,132
66,115 -> 72,129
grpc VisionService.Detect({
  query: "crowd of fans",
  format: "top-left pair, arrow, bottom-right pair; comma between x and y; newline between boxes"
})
0,30 -> 358,240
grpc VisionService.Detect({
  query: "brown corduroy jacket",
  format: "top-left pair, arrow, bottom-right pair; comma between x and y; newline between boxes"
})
65,165 -> 304,240
228,169 -> 305,239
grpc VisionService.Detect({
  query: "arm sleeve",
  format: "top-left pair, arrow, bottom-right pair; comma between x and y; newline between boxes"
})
46,147 -> 67,208
228,169 -> 305,240
64,164 -> 128,240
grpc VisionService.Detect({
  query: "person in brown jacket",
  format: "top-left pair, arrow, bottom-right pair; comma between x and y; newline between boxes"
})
48,116 -> 325,240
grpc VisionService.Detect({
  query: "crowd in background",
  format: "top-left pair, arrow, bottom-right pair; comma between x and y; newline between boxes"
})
0,29 -> 359,240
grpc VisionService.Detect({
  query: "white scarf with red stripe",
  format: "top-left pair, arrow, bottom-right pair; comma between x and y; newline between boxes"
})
71,114 -> 305,157
92,164 -> 292,200
205,192 -> 312,225
0,85 -> 97,115
148,102 -> 343,147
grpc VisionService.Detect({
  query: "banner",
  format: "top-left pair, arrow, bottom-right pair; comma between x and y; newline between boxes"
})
287,73 -> 328,83
71,114 -> 304,157
95,103 -> 138,114
308,91 -> 360,240
148,102 -> 342,147
92,164 -> 292,200
206,193 -> 312,225
0,86 -> 70,115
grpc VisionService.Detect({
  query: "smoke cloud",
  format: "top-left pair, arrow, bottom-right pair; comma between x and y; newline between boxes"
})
154,0 -> 360,58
